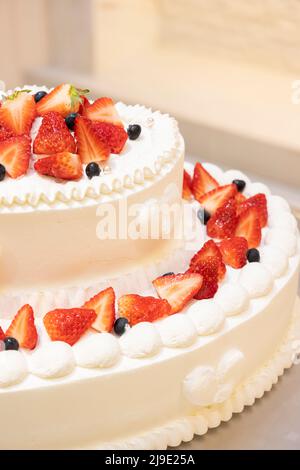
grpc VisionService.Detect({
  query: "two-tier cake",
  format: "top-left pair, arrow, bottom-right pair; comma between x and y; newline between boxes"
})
0,85 -> 299,449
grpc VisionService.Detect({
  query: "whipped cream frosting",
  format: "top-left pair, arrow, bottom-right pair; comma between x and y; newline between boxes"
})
0,351 -> 28,387
265,228 -> 297,257
73,333 -> 120,368
239,263 -> 273,298
260,246 -> 288,278
187,300 -> 225,335
120,322 -> 161,358
215,284 -> 249,316
28,341 -> 75,378
156,314 -> 197,348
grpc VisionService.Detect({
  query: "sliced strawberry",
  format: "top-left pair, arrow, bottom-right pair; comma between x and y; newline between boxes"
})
235,207 -> 261,248
0,124 -> 14,142
74,116 -> 110,163
118,294 -> 171,326
79,96 -> 91,115
5,304 -> 38,350
219,237 -> 248,269
0,326 -> 5,340
83,287 -> 115,333
199,184 -> 237,215
36,84 -> 89,118
0,91 -> 36,136
207,198 -> 238,239
189,239 -> 226,281
235,192 -> 246,206
237,193 -> 268,228
33,111 -> 76,155
34,152 -> 82,180
152,272 -> 203,314
92,121 -> 128,154
82,97 -> 123,127
0,135 -> 31,178
43,308 -> 96,346
187,258 -> 219,300
192,162 -> 219,201
182,169 -> 193,200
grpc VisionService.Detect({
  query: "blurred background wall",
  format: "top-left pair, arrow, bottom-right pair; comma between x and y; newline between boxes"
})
0,0 -> 299,209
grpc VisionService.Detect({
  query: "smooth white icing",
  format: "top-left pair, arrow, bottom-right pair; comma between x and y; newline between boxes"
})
0,351 -> 28,387
215,284 -> 249,316
120,322 -> 161,358
28,342 -> 75,378
260,246 -> 288,278
265,228 -> 297,257
156,314 -> 197,348
239,263 -> 273,298
187,300 -> 225,335
73,333 -> 120,368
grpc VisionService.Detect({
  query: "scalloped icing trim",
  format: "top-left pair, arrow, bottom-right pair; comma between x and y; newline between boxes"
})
93,298 -> 300,450
0,86 -> 184,209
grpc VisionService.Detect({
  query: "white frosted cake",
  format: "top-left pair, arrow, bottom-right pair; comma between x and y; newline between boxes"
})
0,85 -> 299,450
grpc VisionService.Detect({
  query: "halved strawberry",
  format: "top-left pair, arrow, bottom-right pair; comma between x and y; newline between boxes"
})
5,304 -> 38,350
0,91 -> 36,136
0,135 -> 31,178
152,272 -> 203,314
189,239 -> 226,281
118,294 -> 171,326
92,121 -> 128,154
0,124 -> 14,142
36,84 -> 89,118
182,169 -> 193,200
43,308 -> 96,346
235,192 -> 246,206
78,96 -> 91,115
34,152 -> 82,180
33,111 -> 76,155
187,258 -> 219,300
0,326 -> 5,340
207,198 -> 238,239
237,193 -> 268,227
219,237 -> 248,269
74,116 -> 110,163
199,184 -> 237,215
192,162 -> 219,201
83,287 -> 115,333
82,97 -> 123,127
235,207 -> 261,248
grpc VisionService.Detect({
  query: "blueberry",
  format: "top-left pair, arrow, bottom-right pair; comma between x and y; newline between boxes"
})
65,113 -> 78,130
247,248 -> 260,263
162,272 -> 174,277
34,91 -> 47,103
232,179 -> 246,193
4,337 -> 19,351
114,317 -> 129,336
0,164 -> 6,182
127,124 -> 141,140
197,208 -> 211,225
86,162 -> 101,179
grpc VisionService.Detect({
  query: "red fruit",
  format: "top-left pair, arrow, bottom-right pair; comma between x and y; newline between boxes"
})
83,287 -> 116,333
74,116 -> 110,163
235,192 -> 246,206
192,162 -> 219,201
0,91 -> 36,136
33,111 -> 76,155
207,198 -> 238,239
235,207 -> 262,248
188,258 -> 219,300
0,326 -> 5,340
43,308 -> 97,346
152,272 -> 203,314
0,124 -> 14,142
182,170 -> 193,200
219,237 -> 248,269
34,152 -> 82,180
6,304 -> 38,350
0,135 -> 31,178
82,97 -> 123,127
199,184 -> 237,215
92,121 -> 128,154
190,239 -> 226,281
237,193 -> 268,228
78,96 -> 91,115
36,84 -> 89,118
118,294 -> 171,326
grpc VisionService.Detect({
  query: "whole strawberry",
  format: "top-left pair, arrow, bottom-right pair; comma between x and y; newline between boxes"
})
43,308 -> 97,346
33,111 -> 76,155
